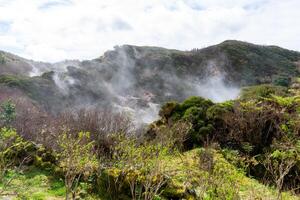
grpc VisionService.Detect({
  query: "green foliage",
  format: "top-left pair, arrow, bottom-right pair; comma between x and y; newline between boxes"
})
180,96 -> 213,112
0,166 -> 65,199
0,128 -> 32,196
159,101 -> 179,119
220,40 -> 300,85
260,139 -> 300,199
149,120 -> 192,151
206,101 -> 234,120
0,128 -> 23,164
206,152 -> 241,199
183,106 -> 206,122
274,76 -> 291,87
0,100 -> 16,127
240,84 -> 288,100
157,97 -> 215,148
159,97 -> 213,122
98,133 -> 173,200
57,131 -> 98,200
154,87 -> 300,196
0,75 -> 24,87
181,98 -> 212,139
269,95 -> 300,109
33,147 -> 59,173
0,74 -> 64,113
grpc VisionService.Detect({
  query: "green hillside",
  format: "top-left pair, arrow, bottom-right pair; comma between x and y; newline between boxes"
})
0,41 -> 300,199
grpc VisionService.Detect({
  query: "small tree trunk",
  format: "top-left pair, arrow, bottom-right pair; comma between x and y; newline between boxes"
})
72,191 -> 76,200
277,191 -> 282,200
276,179 -> 283,200
65,188 -> 69,200
65,178 -> 70,200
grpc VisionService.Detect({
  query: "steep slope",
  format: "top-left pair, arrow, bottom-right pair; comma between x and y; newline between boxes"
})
0,40 -> 300,123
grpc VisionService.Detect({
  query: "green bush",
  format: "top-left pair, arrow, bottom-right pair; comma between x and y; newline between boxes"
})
183,106 -> 206,122
206,101 -> 234,120
0,128 -> 27,160
180,96 -> 213,112
157,96 -> 215,148
273,76 -> 291,87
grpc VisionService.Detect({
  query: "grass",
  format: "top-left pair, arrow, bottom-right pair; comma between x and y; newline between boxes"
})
160,148 -> 299,200
0,166 -> 65,200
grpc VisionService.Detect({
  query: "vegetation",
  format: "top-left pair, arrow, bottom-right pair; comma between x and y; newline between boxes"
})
0,128 -> 32,196
240,84 -> 289,100
1,40 -> 300,199
0,84 -> 300,199
1,40 -> 300,117
148,86 -> 300,199
56,132 -> 98,200
0,100 -> 16,127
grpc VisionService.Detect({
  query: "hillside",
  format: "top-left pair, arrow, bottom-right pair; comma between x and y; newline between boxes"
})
1,41 -> 300,200
0,40 -> 300,123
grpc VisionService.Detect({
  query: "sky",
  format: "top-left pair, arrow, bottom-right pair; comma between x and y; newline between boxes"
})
0,0 -> 299,62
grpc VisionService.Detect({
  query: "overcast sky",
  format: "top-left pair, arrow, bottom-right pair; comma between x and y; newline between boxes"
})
0,0 -> 299,62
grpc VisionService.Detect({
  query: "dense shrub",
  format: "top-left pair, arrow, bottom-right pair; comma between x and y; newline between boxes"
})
159,101 -> 179,120
156,96 -> 215,148
273,76 -> 291,87
151,91 -> 300,194
97,133 -> 173,200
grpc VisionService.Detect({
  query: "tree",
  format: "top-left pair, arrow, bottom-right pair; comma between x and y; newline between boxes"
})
57,131 -> 98,200
0,100 -> 16,127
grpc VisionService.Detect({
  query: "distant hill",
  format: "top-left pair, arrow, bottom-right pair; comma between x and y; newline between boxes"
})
0,40 -> 300,123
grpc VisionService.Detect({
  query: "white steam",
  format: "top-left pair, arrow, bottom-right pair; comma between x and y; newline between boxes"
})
25,46 -> 240,126
192,75 -> 240,102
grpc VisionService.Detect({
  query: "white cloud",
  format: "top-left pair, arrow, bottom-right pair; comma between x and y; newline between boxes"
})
0,0 -> 299,62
